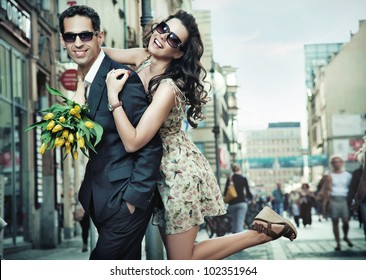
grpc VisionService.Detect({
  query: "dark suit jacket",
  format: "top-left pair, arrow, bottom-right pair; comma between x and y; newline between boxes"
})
78,54 -> 162,223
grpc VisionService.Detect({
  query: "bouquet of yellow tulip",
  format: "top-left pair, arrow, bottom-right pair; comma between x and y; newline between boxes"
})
26,85 -> 103,160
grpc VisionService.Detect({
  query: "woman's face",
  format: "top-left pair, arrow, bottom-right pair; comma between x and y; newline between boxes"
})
148,18 -> 189,60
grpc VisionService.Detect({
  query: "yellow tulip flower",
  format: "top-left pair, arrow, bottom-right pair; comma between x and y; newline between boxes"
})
74,105 -> 81,112
61,130 -> 69,139
46,120 -> 55,130
68,133 -> 74,143
44,113 -> 54,120
39,143 -> 47,154
85,121 -> 94,129
55,137 -> 65,147
73,151 -> 78,160
78,136 -> 85,148
52,124 -> 63,133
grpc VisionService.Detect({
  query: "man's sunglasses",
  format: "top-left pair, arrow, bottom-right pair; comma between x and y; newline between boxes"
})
153,22 -> 183,49
62,31 -> 99,43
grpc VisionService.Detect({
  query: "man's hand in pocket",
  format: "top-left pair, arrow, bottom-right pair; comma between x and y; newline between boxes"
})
126,201 -> 136,214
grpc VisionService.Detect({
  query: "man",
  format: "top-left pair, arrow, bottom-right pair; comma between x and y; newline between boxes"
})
321,155 -> 352,251
349,150 -> 366,242
271,183 -> 285,216
59,5 -> 162,260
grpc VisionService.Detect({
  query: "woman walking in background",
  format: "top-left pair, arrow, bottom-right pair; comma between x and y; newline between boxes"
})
224,163 -> 253,233
299,183 -> 315,227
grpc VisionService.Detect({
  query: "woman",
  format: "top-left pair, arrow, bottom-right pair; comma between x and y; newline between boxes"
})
101,10 -> 297,259
224,163 -> 252,233
320,155 -> 353,251
299,183 -> 315,227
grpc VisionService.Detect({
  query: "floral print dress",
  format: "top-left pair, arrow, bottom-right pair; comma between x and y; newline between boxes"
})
137,61 -> 227,235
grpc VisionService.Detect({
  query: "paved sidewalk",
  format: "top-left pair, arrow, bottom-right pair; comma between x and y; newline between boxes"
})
3,215 -> 366,260
223,216 -> 366,260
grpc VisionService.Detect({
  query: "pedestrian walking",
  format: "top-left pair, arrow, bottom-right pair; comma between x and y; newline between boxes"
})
349,140 -> 366,242
349,165 -> 363,225
299,183 -> 315,227
320,155 -> 353,251
59,5 -> 162,260
103,9 -> 298,259
316,175 -> 328,221
271,183 -> 285,216
0,217 -> 7,260
288,190 -> 301,227
74,206 -> 90,252
223,163 -> 253,233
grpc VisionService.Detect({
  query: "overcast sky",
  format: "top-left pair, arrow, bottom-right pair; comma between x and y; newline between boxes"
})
191,0 -> 366,145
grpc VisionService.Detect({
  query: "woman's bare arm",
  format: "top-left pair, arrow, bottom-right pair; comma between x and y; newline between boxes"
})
106,69 -> 176,152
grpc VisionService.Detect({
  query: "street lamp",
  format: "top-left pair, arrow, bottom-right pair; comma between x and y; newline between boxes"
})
209,62 -> 226,183
140,0 -> 164,260
210,63 -> 221,183
140,0 -> 153,28
224,71 -> 239,163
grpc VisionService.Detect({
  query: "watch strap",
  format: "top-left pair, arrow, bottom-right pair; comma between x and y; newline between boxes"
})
109,101 -> 122,111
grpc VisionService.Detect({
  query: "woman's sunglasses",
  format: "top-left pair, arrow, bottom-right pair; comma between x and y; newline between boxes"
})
62,31 -> 99,43
153,22 -> 183,49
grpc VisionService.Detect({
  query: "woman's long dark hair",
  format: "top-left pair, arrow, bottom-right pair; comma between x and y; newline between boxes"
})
143,10 -> 209,128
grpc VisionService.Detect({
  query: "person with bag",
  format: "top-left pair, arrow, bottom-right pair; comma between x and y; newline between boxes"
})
223,164 -> 253,233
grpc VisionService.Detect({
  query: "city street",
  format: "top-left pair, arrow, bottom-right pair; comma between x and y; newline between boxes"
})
3,214 -> 365,260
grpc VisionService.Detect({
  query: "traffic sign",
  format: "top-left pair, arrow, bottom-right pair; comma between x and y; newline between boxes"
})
60,69 -> 78,91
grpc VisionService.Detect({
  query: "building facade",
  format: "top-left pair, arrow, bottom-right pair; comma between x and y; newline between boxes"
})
243,122 -> 303,194
188,9 -> 240,188
306,20 -> 366,182
1,0 -> 61,253
304,43 -> 344,91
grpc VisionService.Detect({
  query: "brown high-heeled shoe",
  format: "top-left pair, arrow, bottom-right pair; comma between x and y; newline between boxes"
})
250,206 -> 298,241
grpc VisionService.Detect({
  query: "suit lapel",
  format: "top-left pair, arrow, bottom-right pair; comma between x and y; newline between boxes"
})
87,56 -> 112,119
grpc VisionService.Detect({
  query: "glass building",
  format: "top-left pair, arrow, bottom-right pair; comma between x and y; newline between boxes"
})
304,43 -> 344,90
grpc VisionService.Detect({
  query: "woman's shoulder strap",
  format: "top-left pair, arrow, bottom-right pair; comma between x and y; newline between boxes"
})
136,54 -> 152,73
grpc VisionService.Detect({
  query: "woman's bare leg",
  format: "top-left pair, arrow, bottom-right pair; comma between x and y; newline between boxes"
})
164,221 -> 285,260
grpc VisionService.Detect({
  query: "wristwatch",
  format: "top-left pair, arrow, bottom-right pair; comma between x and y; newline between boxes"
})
108,101 -> 123,112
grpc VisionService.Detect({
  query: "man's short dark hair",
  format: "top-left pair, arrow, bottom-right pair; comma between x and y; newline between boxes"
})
59,5 -> 101,34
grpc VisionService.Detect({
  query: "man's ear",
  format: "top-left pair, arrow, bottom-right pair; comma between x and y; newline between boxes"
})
97,31 -> 105,46
60,33 -> 66,48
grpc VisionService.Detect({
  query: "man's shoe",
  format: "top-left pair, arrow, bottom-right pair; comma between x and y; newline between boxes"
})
82,243 -> 88,252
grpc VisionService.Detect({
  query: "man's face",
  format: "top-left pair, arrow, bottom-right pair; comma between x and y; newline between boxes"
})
60,15 -> 104,72
331,158 -> 343,171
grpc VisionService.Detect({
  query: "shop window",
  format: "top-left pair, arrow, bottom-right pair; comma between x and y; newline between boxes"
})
0,44 -> 11,100
0,40 -> 28,244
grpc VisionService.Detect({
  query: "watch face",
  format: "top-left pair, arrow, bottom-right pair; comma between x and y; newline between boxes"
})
108,103 -> 113,111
